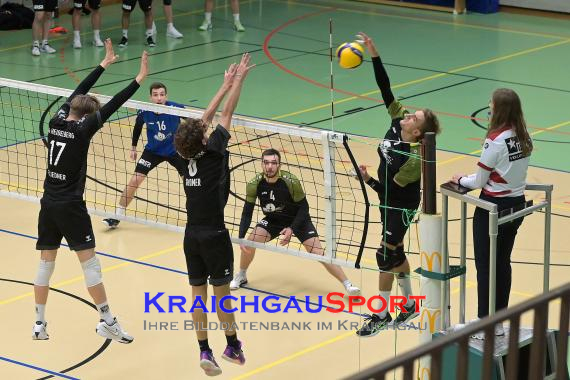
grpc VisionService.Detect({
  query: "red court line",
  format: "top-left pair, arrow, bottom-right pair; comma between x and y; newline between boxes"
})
262,10 -> 570,133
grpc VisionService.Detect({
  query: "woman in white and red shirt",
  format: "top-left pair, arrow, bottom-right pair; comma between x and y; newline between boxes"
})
452,88 -> 533,326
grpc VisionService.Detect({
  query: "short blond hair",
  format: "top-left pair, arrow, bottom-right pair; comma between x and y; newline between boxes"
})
70,95 -> 100,118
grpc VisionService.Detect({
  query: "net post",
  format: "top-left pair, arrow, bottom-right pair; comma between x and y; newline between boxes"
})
422,132 -> 437,215
322,131 -> 337,260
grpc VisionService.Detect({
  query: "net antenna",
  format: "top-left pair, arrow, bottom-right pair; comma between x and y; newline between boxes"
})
0,77 -> 370,269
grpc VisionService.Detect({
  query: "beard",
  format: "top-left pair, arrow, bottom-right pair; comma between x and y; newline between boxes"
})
264,170 -> 277,178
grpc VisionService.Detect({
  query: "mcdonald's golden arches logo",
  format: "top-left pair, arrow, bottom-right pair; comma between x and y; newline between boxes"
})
419,367 -> 431,380
420,308 -> 441,333
420,251 -> 442,272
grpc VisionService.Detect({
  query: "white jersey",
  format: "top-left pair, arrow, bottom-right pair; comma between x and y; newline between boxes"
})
461,126 -> 530,197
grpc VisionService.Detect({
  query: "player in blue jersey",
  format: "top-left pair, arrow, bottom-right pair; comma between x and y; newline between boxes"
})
103,82 -> 185,228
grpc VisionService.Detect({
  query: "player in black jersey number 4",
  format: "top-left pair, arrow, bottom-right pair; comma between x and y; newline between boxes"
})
174,53 -> 254,376
232,148 -> 361,296
32,40 -> 148,344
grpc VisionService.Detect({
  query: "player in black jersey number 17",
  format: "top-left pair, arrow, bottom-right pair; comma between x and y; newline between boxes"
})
33,40 -> 148,344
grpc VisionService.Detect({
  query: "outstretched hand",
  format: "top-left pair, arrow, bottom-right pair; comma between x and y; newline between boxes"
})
135,51 -> 149,84
356,32 -> 378,56
223,63 -> 237,88
100,39 -> 119,68
235,52 -> 256,80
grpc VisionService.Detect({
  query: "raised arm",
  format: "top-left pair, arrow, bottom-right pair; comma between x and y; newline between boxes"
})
66,39 -> 119,103
84,51 -> 148,136
201,64 -> 236,125
358,32 -> 396,111
218,53 -> 255,130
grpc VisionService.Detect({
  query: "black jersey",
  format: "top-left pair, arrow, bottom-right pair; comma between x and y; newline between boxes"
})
370,56 -> 421,208
42,66 -> 140,201
376,100 -> 421,207
182,125 -> 230,227
238,170 -> 310,238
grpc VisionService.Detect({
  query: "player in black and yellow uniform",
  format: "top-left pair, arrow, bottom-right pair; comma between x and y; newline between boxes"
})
174,54 -> 254,376
32,41 -> 147,344
231,149 -> 361,296
355,32 -> 441,337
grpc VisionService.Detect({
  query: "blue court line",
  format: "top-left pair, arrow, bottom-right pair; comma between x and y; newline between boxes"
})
0,356 -> 80,380
0,227 -> 367,317
0,228 -> 186,276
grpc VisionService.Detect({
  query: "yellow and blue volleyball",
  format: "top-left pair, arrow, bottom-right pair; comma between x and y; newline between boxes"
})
336,42 -> 364,69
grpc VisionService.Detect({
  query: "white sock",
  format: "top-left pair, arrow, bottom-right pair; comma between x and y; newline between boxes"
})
145,29 -> 153,37
122,29 -> 128,38
35,304 -> 46,323
97,302 -> 114,325
116,206 -> 126,217
167,22 -> 174,29
93,30 -> 101,40
73,30 -> 80,39
42,39 -> 49,46
204,12 -> 212,23
376,291 -> 391,318
233,13 -> 240,22
33,40 -> 40,47
238,269 -> 247,277
342,280 -> 352,289
397,273 -> 414,307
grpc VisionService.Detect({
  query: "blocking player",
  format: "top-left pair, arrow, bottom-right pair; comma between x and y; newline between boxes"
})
32,40 -> 148,343
174,53 -> 254,376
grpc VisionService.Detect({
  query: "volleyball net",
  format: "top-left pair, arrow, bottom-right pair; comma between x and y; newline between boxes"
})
0,77 -> 379,268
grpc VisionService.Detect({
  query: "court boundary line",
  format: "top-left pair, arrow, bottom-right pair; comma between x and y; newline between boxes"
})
0,356 -> 80,380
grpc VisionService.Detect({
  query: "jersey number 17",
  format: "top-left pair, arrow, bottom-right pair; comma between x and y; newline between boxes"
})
49,140 -> 66,166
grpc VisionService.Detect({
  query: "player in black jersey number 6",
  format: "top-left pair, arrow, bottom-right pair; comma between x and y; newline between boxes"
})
174,53 -> 254,376
32,40 -> 148,344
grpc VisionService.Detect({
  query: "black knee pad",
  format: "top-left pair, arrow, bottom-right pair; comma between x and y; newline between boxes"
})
393,246 -> 406,268
163,0 -> 172,5
376,245 -> 407,271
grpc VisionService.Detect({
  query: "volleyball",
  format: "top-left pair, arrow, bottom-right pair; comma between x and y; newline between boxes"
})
336,42 -> 364,69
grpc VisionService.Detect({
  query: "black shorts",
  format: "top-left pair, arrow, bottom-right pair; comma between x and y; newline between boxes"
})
37,199 -> 95,251
135,149 -> 186,176
74,0 -> 101,10
32,0 -> 58,12
122,0 -> 152,12
379,204 -> 417,246
184,227 -> 233,286
256,217 -> 319,243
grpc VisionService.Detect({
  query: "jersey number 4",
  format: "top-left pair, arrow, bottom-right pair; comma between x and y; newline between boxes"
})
49,141 -> 66,166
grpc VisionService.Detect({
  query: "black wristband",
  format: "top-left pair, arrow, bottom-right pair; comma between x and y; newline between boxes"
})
458,177 -> 463,186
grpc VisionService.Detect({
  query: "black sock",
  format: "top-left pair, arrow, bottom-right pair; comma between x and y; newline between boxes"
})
198,339 -> 210,352
226,333 -> 240,349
